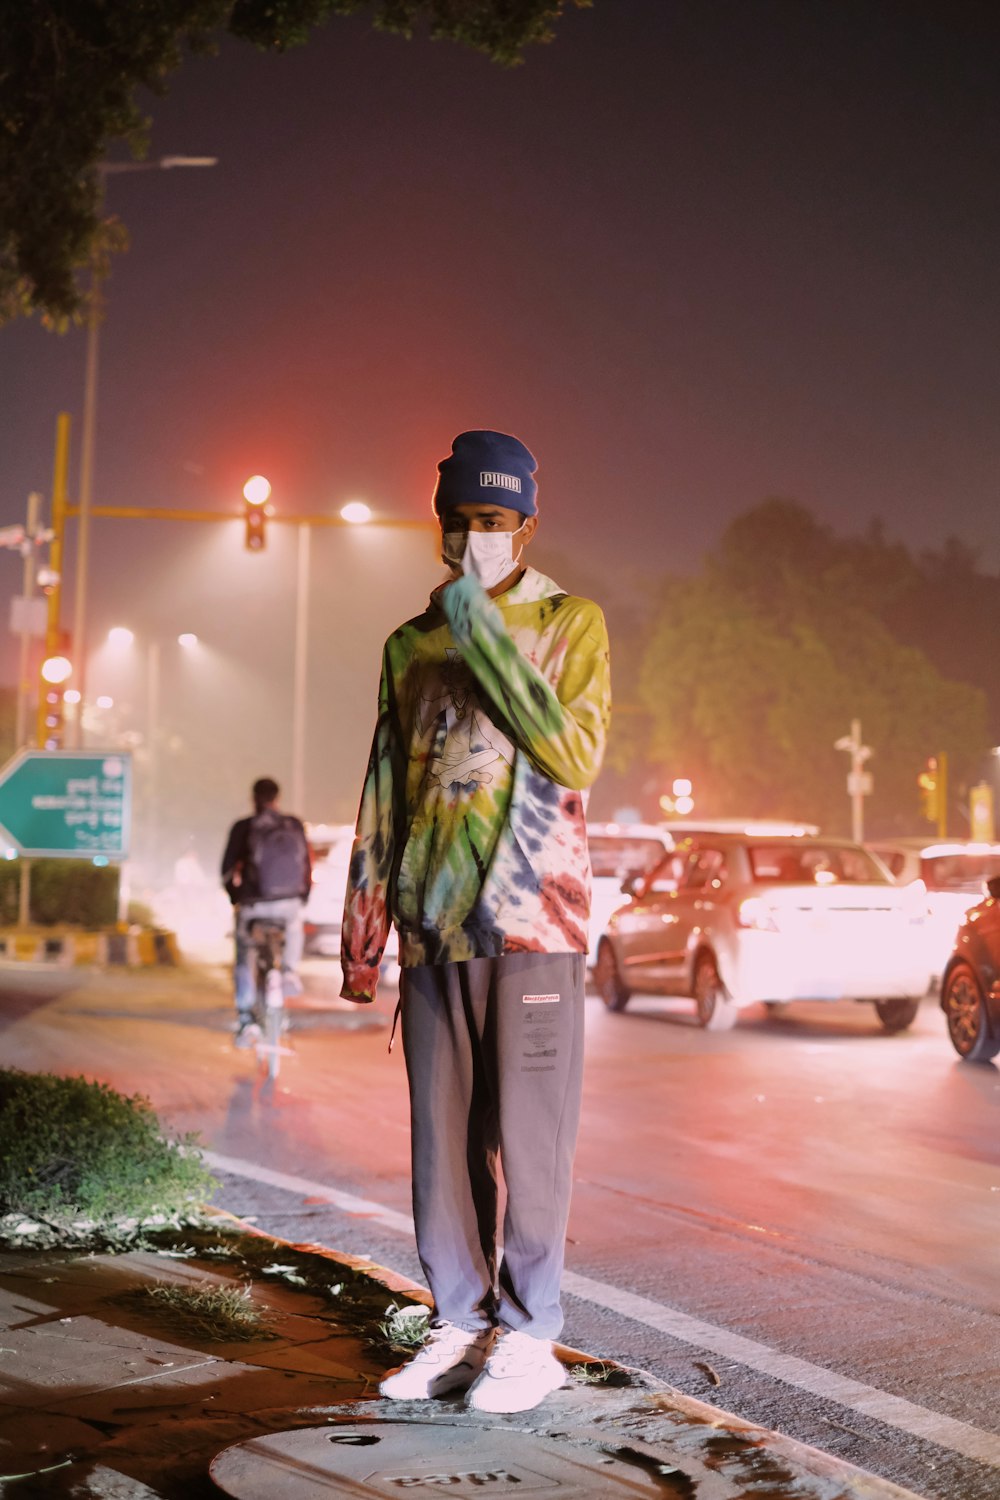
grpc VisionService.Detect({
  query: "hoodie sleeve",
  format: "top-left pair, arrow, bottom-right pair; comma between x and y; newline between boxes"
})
340,648 -> 400,1003
441,574 -> 611,791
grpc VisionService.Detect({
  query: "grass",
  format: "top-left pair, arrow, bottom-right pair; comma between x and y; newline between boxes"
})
139,1221 -> 432,1359
120,1281 -> 276,1342
377,1300 -> 430,1351
0,1068 -> 215,1246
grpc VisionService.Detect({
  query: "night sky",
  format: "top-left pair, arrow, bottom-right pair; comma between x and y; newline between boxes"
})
1,0 -> 998,850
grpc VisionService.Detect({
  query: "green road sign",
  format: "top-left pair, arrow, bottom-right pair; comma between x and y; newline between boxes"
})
0,751 -> 131,859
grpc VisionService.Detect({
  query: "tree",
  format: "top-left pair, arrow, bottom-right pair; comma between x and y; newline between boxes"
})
0,0 -> 589,325
637,518 -> 988,835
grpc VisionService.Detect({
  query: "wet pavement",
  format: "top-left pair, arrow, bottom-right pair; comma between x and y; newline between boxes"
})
0,1214 -> 923,1499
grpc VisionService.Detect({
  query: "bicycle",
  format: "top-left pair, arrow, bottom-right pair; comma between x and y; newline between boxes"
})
246,917 -> 292,1080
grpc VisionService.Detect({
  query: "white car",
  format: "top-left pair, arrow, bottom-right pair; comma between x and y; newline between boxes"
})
596,832 -> 934,1031
586,822 -> 676,964
867,838 -> 1000,978
585,819 -> 816,966
304,823 -> 398,967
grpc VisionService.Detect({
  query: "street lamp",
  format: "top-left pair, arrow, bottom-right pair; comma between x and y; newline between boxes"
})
71,154 -> 218,746
340,501 -> 373,524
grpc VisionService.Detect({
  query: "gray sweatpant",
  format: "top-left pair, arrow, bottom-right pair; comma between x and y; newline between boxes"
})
400,952 -> 586,1340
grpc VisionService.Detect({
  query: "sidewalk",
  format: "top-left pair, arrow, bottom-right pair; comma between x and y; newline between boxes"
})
0,1213 -> 925,1499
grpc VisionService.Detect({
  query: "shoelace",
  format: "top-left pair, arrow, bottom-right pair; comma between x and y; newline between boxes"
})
420,1325 -> 481,1358
486,1337 -> 546,1376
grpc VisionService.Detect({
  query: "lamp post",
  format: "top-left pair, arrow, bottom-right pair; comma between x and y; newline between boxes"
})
834,719 -> 873,843
71,155 -> 217,746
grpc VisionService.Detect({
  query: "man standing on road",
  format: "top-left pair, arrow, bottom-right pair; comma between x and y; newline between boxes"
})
221,777 -> 312,1047
341,430 -> 611,1413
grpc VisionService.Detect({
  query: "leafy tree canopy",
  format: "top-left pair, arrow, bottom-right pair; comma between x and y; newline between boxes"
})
0,0 -> 588,325
636,502 -> 989,835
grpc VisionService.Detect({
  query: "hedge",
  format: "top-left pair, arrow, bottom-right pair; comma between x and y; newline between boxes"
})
0,859 -> 118,927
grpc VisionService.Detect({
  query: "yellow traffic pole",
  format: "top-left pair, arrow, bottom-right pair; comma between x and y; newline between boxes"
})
35,413 -> 71,748
45,412 -> 70,656
937,751 -> 949,839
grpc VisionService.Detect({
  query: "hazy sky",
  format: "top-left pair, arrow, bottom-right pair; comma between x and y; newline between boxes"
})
1,0 -> 998,836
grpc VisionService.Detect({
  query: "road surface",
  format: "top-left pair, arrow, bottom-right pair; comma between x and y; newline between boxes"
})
3,957 -> 998,1500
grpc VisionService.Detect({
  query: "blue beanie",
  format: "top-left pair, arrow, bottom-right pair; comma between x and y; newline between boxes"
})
432,430 -> 538,518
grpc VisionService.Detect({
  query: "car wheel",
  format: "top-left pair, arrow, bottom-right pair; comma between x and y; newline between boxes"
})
694,954 -> 737,1031
595,940 -> 631,1012
942,964 -> 1000,1061
873,997 -> 921,1034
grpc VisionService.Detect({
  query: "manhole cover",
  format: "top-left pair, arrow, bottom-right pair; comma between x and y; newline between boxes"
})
210,1419 -> 689,1497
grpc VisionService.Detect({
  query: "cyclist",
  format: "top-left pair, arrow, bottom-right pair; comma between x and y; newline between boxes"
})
221,777 -> 312,1047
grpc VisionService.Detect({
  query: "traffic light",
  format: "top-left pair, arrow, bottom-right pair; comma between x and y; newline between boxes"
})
41,685 -> 65,749
917,758 -> 939,823
38,654 -> 72,749
243,475 -> 271,552
918,753 -> 948,834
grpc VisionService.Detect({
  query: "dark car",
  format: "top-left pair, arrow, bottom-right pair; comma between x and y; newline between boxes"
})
940,874 -> 1000,1061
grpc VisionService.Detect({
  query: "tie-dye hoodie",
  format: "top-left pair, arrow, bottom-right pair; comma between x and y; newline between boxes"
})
340,566 -> 611,1002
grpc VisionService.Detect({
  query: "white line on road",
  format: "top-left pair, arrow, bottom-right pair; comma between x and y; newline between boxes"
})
561,1271 -> 1000,1468
203,1151 -> 415,1236
205,1150 -> 1000,1469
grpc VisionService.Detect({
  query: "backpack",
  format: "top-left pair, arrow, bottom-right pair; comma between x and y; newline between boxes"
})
247,812 -> 309,900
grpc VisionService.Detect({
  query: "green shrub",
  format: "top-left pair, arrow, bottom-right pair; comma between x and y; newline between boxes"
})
0,1069 -> 214,1239
0,859 -> 119,927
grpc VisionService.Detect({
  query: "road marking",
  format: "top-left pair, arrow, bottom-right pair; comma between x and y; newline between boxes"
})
561,1271 -> 1000,1468
205,1150 -> 1000,1468
203,1150 -> 415,1236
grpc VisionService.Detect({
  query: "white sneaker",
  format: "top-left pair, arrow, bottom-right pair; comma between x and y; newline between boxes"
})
234,1018 -> 261,1049
466,1329 -> 567,1413
380,1323 -> 494,1400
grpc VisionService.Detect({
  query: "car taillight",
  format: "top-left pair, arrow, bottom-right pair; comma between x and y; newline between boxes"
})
737,897 -> 779,932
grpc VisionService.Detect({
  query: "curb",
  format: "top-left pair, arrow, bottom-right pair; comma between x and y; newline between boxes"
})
0,926 -> 180,967
201,1207 -> 922,1499
204,1206 -> 599,1370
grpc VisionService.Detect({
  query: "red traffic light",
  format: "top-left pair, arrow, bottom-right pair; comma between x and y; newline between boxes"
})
245,503 -> 267,552
243,476 -> 270,551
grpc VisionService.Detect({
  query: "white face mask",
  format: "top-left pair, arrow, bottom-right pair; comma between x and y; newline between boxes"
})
442,522 -> 527,590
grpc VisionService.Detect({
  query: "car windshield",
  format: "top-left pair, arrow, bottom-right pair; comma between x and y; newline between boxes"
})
589,836 -> 666,879
921,854 -> 1000,892
748,843 -> 889,886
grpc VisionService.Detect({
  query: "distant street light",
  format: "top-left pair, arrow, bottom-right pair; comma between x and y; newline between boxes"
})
177,632 -> 198,648
71,154 -> 218,746
108,626 -> 135,647
340,501 -> 373,524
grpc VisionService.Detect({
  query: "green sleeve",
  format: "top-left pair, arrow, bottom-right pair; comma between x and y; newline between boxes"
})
442,574 -> 611,791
